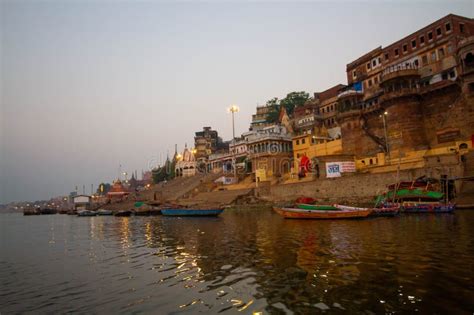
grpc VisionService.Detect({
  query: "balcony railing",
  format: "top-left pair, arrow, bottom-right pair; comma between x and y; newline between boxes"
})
381,64 -> 419,83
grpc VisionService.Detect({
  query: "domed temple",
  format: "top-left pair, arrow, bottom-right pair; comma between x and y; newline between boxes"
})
175,145 -> 197,177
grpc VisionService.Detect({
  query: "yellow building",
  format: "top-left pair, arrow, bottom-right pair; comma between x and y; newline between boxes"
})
292,132 -> 343,173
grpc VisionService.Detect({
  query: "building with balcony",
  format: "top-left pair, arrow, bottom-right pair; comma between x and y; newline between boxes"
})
244,125 -> 293,180
338,14 -> 474,161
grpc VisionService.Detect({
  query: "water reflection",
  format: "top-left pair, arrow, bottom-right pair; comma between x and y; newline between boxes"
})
1,210 -> 474,314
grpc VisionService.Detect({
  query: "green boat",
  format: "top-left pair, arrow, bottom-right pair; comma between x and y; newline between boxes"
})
296,204 -> 339,210
375,179 -> 444,207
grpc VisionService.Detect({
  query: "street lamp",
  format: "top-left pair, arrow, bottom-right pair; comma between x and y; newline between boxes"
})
380,111 -> 391,163
228,105 -> 240,140
228,105 -> 240,179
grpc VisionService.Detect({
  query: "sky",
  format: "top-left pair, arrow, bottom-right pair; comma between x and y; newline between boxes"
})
0,0 -> 472,203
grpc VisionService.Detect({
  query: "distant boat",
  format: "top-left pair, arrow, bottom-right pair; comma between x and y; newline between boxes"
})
97,209 -> 113,216
114,210 -> 133,217
77,210 -> 97,217
161,208 -> 224,217
273,207 -> 372,220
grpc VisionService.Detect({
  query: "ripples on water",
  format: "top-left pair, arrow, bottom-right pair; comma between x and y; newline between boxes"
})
1,209 -> 474,314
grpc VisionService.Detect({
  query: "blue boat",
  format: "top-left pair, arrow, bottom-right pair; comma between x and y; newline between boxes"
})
161,208 -> 224,217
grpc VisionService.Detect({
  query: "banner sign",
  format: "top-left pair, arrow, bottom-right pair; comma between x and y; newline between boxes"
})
326,161 -> 356,178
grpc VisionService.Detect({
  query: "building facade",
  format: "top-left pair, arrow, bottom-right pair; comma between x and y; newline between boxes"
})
338,14 -> 474,162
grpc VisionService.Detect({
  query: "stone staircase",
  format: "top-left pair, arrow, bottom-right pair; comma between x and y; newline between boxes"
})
181,188 -> 254,207
142,171 -> 223,203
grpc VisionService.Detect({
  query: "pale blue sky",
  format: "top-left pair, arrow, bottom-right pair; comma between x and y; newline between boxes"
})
1,1 -> 472,203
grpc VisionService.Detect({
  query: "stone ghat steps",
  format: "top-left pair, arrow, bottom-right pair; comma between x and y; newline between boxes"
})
183,188 -> 253,206
141,172 -> 223,202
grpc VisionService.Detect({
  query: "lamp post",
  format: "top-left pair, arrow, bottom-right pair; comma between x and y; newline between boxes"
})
380,111 -> 391,163
228,105 -> 240,179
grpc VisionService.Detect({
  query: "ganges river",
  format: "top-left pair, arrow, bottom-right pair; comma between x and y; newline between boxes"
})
1,208 -> 474,314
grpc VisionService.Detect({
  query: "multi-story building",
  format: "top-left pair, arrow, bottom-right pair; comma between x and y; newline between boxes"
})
338,14 -> 474,163
250,105 -> 274,130
194,127 -> 227,162
245,125 -> 293,181
314,84 -> 346,128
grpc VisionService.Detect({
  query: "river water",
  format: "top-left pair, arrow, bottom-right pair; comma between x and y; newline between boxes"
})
1,208 -> 473,314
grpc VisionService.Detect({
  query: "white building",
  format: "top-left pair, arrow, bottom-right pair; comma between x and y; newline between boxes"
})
175,145 -> 197,177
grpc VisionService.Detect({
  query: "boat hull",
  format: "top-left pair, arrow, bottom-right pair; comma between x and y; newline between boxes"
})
273,207 -> 372,220
161,209 -> 223,216
402,202 -> 455,213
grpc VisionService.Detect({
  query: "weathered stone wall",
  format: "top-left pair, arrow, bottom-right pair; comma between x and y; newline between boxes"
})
258,162 -> 464,204
421,84 -> 474,148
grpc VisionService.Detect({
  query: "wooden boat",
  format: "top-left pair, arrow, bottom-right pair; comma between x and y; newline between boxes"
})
114,210 -> 133,217
77,210 -> 97,217
402,202 -> 455,213
161,208 -> 224,217
371,205 -> 400,217
297,204 -> 339,210
97,209 -> 113,215
273,207 -> 372,220
335,204 -> 400,217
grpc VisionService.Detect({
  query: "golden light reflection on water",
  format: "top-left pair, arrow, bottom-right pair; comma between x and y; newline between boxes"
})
5,208 -> 470,314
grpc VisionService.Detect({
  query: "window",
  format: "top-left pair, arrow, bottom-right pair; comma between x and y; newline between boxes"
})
378,57 -> 381,64
414,59 -> 419,67
447,45 -> 453,54
411,39 -> 417,48
367,62 -> 371,70
428,31 -> 433,40
460,23 -> 465,33
296,153 -> 300,158
353,70 -> 356,78
296,140 -> 300,145
438,48 -> 445,58
395,48 -> 399,57
436,27 -> 442,36
403,44 -> 408,53
374,76 -> 378,84
372,60 -> 376,67
368,79 -> 373,87
420,35 -> 425,44
431,51 -> 437,62
449,70 -> 455,78
445,22 -> 451,32
422,55 -> 428,65
442,73 -> 448,80
385,53 -> 389,60
302,138 -> 305,144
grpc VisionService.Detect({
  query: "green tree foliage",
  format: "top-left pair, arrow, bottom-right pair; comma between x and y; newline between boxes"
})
280,91 -> 310,116
152,159 -> 176,184
265,97 -> 280,124
265,92 -> 311,123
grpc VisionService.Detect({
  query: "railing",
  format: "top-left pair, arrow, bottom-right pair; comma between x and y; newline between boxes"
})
381,64 -> 419,83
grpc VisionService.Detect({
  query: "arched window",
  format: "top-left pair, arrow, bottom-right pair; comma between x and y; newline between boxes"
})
459,143 -> 468,150
465,52 -> 474,68
369,159 -> 373,165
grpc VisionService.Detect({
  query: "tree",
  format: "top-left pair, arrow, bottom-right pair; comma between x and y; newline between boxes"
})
279,91 -> 310,116
265,92 -> 311,123
152,158 -> 176,184
265,97 -> 280,124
